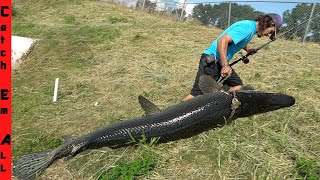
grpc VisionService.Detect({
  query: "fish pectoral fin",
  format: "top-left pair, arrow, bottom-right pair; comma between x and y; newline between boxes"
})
62,135 -> 78,143
64,142 -> 87,161
138,95 -> 161,116
199,75 -> 222,93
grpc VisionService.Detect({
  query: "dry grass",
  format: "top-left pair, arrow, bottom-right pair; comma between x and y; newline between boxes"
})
12,0 -> 320,179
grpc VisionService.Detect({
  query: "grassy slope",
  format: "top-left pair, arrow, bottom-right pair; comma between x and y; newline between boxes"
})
12,0 -> 320,179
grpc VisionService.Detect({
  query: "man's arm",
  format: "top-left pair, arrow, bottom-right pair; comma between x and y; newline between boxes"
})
217,34 -> 233,77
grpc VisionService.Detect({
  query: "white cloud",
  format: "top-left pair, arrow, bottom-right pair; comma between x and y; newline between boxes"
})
185,4 -> 195,16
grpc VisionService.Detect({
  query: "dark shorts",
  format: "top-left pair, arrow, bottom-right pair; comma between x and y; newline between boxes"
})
190,53 -> 243,96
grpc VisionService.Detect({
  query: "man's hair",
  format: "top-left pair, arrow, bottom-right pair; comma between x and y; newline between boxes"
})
255,14 -> 275,33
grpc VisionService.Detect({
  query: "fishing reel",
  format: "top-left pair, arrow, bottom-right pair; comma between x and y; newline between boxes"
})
239,52 -> 250,64
230,39 -> 275,67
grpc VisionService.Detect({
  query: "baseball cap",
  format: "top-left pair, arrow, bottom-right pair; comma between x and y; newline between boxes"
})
268,13 -> 282,40
268,13 -> 283,29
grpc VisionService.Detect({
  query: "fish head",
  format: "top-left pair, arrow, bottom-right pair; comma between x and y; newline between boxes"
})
235,91 -> 295,118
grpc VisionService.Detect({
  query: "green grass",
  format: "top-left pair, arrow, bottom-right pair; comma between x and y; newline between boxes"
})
109,16 -> 129,24
12,0 -> 320,179
63,15 -> 76,24
97,137 -> 158,180
13,134 -> 63,157
98,154 -> 156,180
296,157 -> 320,180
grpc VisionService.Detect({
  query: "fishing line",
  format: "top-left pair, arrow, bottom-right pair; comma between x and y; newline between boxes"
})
228,13 -> 320,68
214,14 -> 320,83
278,13 -> 320,39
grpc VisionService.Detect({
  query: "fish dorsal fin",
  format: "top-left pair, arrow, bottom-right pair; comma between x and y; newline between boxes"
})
138,95 -> 161,116
199,75 -> 221,93
62,135 -> 78,143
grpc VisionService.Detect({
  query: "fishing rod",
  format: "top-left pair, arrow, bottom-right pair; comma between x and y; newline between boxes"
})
216,14 -> 320,84
229,13 -> 320,67
217,37 -> 281,83
229,39 -> 274,66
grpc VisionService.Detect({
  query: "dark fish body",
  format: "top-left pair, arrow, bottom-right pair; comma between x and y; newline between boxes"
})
89,92 -> 233,147
13,90 -> 295,179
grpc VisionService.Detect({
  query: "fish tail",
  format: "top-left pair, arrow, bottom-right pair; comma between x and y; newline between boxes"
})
13,150 -> 54,180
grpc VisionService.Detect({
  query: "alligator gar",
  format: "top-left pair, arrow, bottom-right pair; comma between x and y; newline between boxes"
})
13,75 -> 295,179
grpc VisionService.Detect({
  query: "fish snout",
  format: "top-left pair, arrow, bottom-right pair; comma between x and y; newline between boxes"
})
266,94 -> 295,109
236,92 -> 295,117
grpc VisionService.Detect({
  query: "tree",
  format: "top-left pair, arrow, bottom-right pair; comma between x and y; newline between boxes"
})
191,3 -> 216,26
136,0 -> 144,8
192,3 -> 262,28
282,3 -> 320,43
136,0 -> 156,13
171,8 -> 187,21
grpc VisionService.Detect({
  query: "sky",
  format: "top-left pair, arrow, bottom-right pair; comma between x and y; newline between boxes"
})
180,0 -> 320,16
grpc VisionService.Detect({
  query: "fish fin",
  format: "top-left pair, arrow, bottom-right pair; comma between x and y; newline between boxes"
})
242,85 -> 255,91
64,141 -> 88,161
199,75 -> 221,93
138,95 -> 161,116
62,135 -> 78,143
13,150 -> 54,180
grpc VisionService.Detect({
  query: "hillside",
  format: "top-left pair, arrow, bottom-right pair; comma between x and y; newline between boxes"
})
12,0 -> 320,179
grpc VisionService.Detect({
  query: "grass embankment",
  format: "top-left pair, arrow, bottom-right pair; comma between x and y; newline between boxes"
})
12,0 -> 320,179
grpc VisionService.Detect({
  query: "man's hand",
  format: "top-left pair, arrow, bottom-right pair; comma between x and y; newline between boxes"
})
246,48 -> 258,55
221,65 -> 232,78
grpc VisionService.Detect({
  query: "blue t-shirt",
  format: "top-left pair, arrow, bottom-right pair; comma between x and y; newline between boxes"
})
204,20 -> 256,62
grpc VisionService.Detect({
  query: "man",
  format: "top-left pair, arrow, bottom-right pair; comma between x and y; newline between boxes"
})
182,13 -> 283,101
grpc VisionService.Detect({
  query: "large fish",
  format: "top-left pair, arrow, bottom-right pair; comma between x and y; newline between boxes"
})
13,75 -> 295,179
